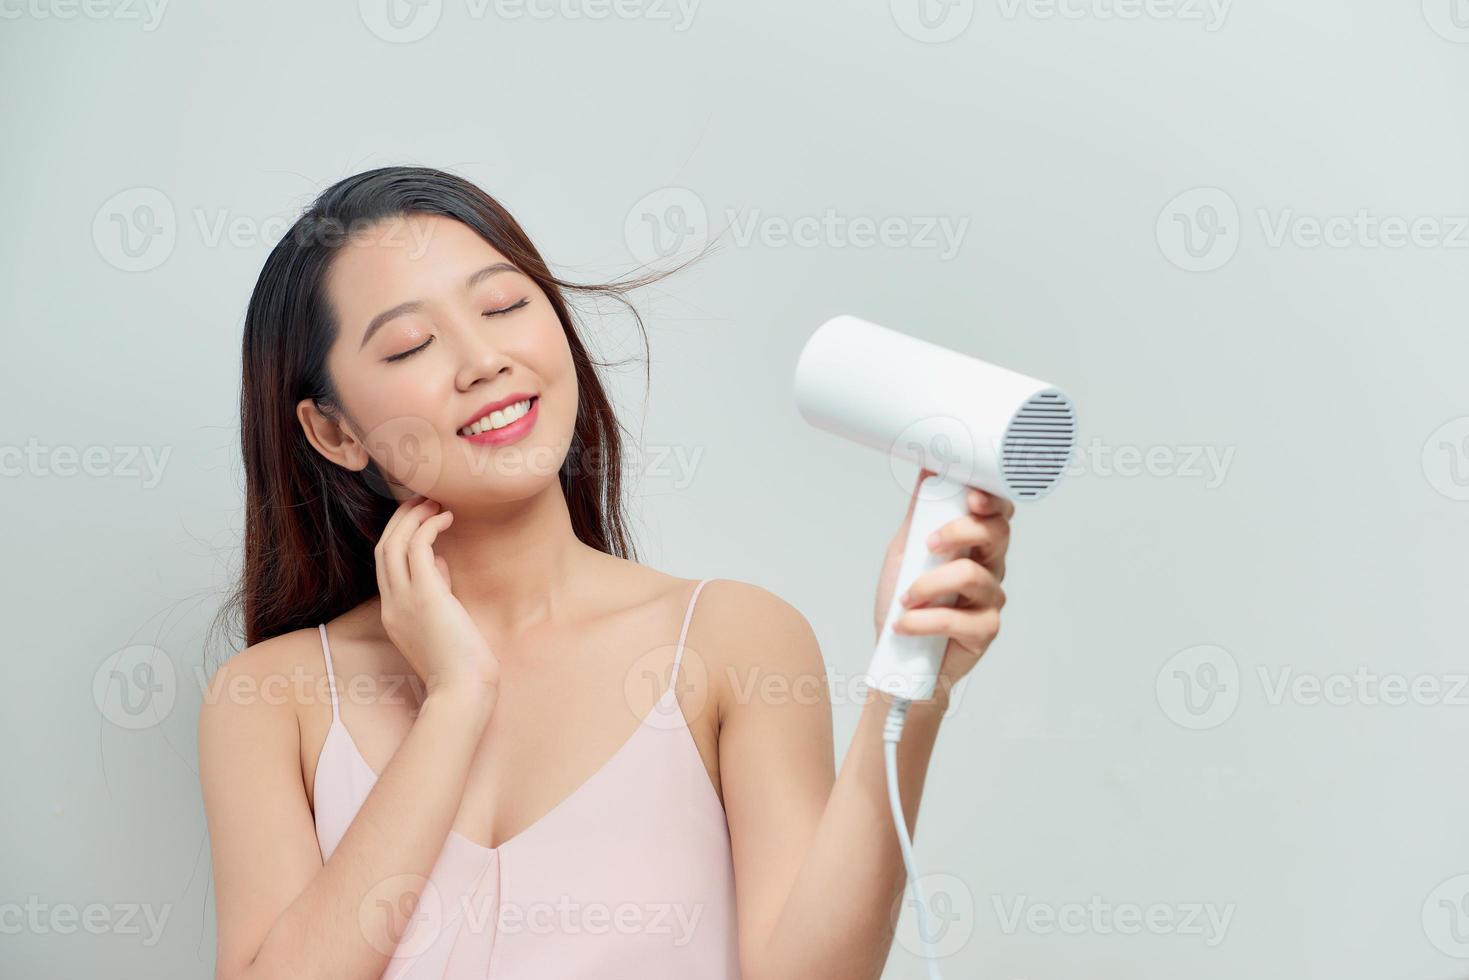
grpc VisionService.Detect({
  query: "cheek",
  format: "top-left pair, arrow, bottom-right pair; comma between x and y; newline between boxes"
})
329,363 -> 454,493
540,311 -> 572,363
526,318 -> 578,447
528,313 -> 575,390
348,368 -> 437,432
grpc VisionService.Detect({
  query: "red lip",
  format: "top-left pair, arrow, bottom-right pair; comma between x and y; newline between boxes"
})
457,394 -> 539,447
458,392 -> 538,433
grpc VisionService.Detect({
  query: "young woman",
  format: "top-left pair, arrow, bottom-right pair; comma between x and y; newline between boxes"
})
197,166 -> 1013,979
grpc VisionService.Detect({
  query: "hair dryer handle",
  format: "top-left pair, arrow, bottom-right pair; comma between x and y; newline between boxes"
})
866,474 -> 975,703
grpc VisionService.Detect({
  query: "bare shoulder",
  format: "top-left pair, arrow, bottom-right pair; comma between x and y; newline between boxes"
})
686,578 -> 826,697
690,579 -> 818,646
197,626 -> 326,742
586,554 -> 825,693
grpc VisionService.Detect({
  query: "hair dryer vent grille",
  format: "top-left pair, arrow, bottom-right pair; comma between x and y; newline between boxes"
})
1001,390 -> 1076,500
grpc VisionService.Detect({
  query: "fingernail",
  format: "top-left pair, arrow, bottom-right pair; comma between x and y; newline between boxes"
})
926,531 -> 940,550
899,590 -> 911,606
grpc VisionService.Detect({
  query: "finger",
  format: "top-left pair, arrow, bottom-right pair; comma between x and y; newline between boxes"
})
378,492 -> 427,547
374,497 -> 421,601
928,512 -> 1011,570
382,498 -> 439,596
374,537 -> 390,607
892,604 -> 1002,652
407,510 -> 453,593
900,557 -> 1004,611
967,487 -> 1015,521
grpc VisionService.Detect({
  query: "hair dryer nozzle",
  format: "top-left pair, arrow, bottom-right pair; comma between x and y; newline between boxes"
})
792,315 -> 1079,703
793,314 -> 1077,501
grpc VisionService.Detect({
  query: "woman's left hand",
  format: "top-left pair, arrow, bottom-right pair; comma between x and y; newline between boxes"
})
872,467 -> 1014,703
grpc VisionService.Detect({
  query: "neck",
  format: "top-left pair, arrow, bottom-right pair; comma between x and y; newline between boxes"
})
423,480 -> 591,638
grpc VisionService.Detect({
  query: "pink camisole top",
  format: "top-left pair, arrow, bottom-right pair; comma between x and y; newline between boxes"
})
310,578 -> 742,978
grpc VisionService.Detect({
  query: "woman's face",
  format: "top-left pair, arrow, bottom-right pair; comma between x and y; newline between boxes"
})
298,213 -> 577,507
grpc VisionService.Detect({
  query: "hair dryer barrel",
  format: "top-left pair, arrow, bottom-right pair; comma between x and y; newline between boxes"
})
793,315 -> 1076,501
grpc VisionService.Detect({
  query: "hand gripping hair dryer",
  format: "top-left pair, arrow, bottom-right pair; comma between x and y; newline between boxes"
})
794,314 -> 1078,703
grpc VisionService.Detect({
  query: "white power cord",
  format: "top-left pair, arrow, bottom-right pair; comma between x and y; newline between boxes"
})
882,694 -> 944,980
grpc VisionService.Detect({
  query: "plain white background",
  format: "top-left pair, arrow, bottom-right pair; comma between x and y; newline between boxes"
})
3,1 -> 1467,976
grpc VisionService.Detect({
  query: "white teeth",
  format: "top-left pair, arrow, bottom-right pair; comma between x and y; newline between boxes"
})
460,399 -> 532,436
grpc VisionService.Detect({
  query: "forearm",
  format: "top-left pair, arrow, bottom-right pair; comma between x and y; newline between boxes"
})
753,685 -> 949,980
239,690 -> 491,980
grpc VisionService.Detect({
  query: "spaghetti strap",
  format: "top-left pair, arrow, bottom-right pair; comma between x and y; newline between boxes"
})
317,623 -> 340,725
307,573 -> 742,974
668,578 -> 711,694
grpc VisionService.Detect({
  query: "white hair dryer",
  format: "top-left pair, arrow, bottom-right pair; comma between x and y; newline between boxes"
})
794,314 -> 1077,702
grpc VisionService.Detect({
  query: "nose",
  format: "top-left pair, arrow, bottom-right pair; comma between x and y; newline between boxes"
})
452,313 -> 512,392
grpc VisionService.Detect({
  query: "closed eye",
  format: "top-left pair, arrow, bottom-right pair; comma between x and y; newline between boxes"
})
384,298 -> 528,363
484,298 -> 529,317
385,336 -> 434,363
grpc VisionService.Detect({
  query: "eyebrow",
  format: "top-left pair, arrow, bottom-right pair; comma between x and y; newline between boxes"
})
358,262 -> 518,350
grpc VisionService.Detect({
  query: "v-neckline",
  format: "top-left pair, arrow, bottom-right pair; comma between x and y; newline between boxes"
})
321,683 -> 685,854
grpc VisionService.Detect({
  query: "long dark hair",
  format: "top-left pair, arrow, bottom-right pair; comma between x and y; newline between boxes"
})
212,166 -> 706,650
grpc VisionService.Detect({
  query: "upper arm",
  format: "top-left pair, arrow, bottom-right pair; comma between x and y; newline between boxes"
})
699,580 -> 834,970
198,638 -> 327,979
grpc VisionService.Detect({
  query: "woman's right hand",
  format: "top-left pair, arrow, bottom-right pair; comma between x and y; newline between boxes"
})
375,493 -> 500,709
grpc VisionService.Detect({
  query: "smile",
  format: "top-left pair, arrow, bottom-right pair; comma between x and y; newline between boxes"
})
457,396 -> 539,445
